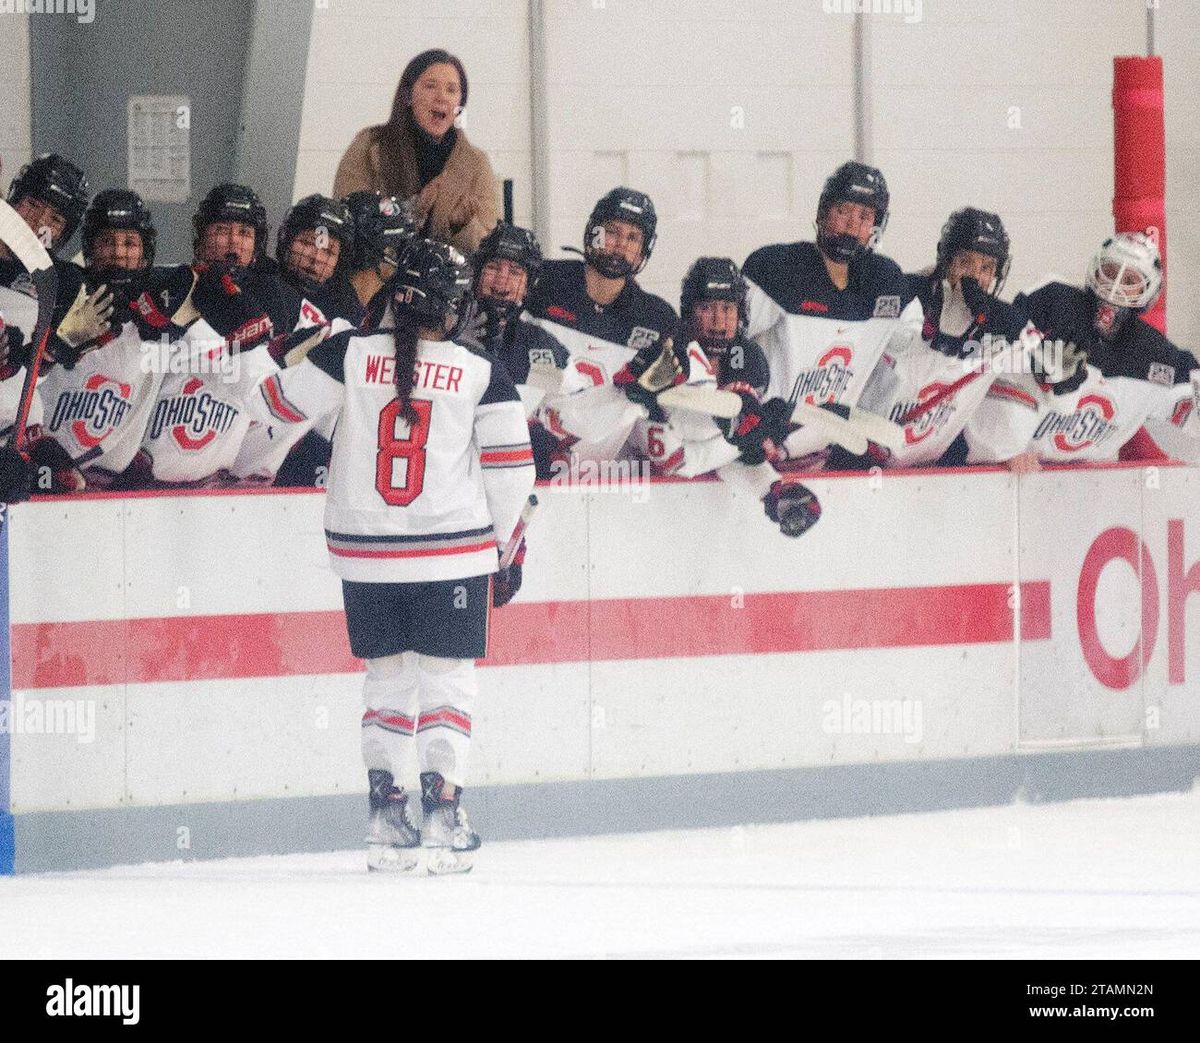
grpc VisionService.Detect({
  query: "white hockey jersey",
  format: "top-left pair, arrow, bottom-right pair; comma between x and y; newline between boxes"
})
858,329 -> 998,468
138,317 -> 279,483
247,306 -> 535,583
38,319 -> 166,475
964,366 -> 1200,464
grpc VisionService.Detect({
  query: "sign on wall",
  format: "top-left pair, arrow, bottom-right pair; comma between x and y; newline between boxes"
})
127,95 -> 191,203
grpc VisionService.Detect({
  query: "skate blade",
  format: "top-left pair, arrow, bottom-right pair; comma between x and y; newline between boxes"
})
366,844 -> 421,874
423,847 -> 475,876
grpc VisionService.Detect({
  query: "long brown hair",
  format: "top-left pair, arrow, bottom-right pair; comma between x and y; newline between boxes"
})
391,310 -> 421,423
371,49 -> 469,195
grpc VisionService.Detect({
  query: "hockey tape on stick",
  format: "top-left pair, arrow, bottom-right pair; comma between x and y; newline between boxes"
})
657,384 -> 742,419
790,400 -> 904,453
499,493 -> 539,569
0,199 -> 57,456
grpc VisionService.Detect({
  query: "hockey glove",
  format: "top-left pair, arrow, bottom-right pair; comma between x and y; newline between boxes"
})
723,390 -> 773,465
191,263 -> 274,353
0,317 -> 29,378
1025,334 -> 1088,395
0,442 -> 33,504
492,539 -> 526,608
764,479 -> 822,539
614,336 -> 683,421
26,434 -> 86,494
56,282 -> 114,359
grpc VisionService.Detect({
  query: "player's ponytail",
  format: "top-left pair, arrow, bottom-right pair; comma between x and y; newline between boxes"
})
391,311 -> 420,423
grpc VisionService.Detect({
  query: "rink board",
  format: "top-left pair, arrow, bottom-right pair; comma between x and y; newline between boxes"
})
4,465 -> 1200,871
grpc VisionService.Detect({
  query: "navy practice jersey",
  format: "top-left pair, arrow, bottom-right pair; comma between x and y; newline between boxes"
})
743,241 -> 922,405
523,258 -> 678,460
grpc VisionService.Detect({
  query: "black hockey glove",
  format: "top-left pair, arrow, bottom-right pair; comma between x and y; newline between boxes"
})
0,443 -> 33,504
191,263 -> 274,353
959,277 -> 1028,341
764,479 -> 821,539
613,337 -> 683,422
0,321 -> 29,378
723,390 -> 773,465
492,539 -> 526,608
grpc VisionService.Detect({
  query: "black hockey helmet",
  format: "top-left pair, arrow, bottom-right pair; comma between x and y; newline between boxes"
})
192,183 -> 269,258
815,161 -> 889,262
474,222 -> 542,291
390,238 -> 474,334
343,191 -> 417,271
276,194 -> 354,262
82,189 -> 156,268
6,153 -> 90,246
584,186 -> 658,277
680,257 -> 748,326
935,207 -> 1011,295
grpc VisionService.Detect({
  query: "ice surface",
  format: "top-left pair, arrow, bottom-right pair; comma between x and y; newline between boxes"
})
3,790 -> 1198,959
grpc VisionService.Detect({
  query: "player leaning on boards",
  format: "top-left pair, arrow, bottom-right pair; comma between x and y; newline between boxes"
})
850,207 -> 1033,469
522,187 -> 678,475
35,189 -> 184,491
470,221 -> 567,407
622,257 -> 821,537
0,156 -> 90,453
247,238 -> 535,874
273,193 -> 363,331
963,232 -> 1200,469
742,161 -> 923,471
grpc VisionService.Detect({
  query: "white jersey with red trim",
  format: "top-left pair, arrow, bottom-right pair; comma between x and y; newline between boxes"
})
138,318 -> 278,482
38,319 -> 166,474
247,305 -> 535,583
0,366 -> 42,439
964,366 -> 1200,464
743,241 -> 923,407
858,330 -> 998,468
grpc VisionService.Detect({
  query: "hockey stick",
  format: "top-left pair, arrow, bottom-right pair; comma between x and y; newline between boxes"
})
656,383 -> 742,419
790,400 -> 905,453
0,199 -> 58,456
499,493 -> 539,569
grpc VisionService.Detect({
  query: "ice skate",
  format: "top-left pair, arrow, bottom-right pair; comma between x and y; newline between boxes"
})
420,772 -> 481,875
366,769 -> 421,873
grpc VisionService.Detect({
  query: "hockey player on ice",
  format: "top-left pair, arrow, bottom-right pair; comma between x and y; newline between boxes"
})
523,187 -> 678,470
246,239 -> 535,873
743,161 -> 922,468
963,232 -> 1200,468
851,207 -> 1033,469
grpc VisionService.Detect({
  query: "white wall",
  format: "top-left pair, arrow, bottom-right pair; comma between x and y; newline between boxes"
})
293,0 -> 534,226
0,12 -> 31,197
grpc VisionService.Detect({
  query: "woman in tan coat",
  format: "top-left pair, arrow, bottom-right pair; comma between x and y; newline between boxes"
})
333,49 -> 497,255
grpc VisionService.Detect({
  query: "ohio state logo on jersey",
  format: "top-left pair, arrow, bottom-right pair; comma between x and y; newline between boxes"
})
893,382 -> 954,445
1034,393 -> 1118,453
793,345 -> 854,405
47,373 -> 134,450
149,377 -> 240,450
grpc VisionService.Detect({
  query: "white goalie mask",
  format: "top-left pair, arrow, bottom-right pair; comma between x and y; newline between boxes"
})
1085,232 -> 1163,311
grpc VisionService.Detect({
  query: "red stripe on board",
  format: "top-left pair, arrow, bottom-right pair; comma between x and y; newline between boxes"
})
327,539 -> 497,560
11,582 -> 1050,690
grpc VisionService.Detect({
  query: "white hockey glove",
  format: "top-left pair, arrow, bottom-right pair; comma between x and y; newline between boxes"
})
57,282 -> 114,350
